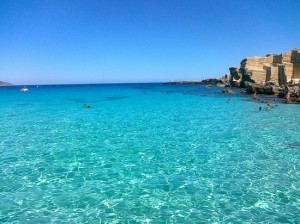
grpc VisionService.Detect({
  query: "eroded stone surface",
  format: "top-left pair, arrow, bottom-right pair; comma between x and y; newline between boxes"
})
229,48 -> 300,86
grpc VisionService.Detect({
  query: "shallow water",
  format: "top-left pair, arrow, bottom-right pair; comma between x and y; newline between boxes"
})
0,84 -> 299,223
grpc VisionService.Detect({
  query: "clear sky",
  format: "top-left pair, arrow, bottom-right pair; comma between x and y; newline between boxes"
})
0,0 -> 300,85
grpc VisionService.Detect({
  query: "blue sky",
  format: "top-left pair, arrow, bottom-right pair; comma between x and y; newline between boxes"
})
0,0 -> 300,85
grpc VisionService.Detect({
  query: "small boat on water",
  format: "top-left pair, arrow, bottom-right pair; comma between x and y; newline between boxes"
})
20,87 -> 29,92
206,84 -> 212,88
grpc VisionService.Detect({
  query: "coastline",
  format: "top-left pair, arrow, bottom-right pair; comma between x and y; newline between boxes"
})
164,80 -> 299,104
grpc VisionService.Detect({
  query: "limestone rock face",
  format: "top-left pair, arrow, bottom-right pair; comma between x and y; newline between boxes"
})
229,48 -> 300,86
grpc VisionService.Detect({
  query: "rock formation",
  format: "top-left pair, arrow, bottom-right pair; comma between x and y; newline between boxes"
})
229,48 -> 300,87
228,67 -> 242,86
164,79 -> 225,85
0,81 -> 13,86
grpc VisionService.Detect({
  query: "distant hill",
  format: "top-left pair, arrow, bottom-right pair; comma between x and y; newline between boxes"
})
0,81 -> 13,86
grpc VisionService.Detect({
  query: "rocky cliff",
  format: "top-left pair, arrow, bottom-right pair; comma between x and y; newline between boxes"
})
229,48 -> 300,86
0,81 -> 13,86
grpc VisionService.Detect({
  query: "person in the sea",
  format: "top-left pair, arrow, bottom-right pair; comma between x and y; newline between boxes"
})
259,106 -> 262,111
266,102 -> 270,110
84,104 -> 91,108
253,91 -> 257,99
285,92 -> 290,103
228,98 -> 231,102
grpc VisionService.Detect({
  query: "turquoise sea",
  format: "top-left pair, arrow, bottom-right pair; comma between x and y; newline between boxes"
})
0,83 -> 299,223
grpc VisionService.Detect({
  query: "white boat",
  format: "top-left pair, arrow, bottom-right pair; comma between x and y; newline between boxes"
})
20,87 -> 29,92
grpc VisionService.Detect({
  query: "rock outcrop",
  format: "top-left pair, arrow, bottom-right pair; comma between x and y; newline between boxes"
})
164,81 -> 203,85
0,81 -> 13,86
244,81 -> 281,95
229,48 -> 300,87
164,78 -> 227,85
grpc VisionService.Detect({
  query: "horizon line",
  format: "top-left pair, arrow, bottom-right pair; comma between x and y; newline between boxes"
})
2,79 -> 212,86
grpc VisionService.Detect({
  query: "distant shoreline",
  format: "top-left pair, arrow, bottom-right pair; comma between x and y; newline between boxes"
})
0,81 -> 13,86
0,82 -> 166,87
165,79 -> 300,104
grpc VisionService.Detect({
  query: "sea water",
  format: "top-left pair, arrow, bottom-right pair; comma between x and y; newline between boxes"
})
0,83 -> 299,223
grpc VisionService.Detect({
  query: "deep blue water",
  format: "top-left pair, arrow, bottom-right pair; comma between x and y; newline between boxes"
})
0,83 -> 299,223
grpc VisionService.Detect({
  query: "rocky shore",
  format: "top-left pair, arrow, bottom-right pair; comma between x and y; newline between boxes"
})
164,78 -> 227,85
164,48 -> 300,103
164,81 -> 203,85
243,82 -> 300,103
226,48 -> 300,103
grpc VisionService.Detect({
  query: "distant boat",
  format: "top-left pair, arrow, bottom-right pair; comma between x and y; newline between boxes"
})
20,87 -> 29,92
206,84 -> 212,88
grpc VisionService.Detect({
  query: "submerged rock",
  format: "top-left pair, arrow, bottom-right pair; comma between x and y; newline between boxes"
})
221,89 -> 233,94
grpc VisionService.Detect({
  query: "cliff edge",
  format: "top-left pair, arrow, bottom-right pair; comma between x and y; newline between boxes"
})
228,48 -> 300,87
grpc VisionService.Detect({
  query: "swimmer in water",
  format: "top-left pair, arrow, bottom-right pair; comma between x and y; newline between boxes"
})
285,92 -> 290,103
253,91 -> 257,99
